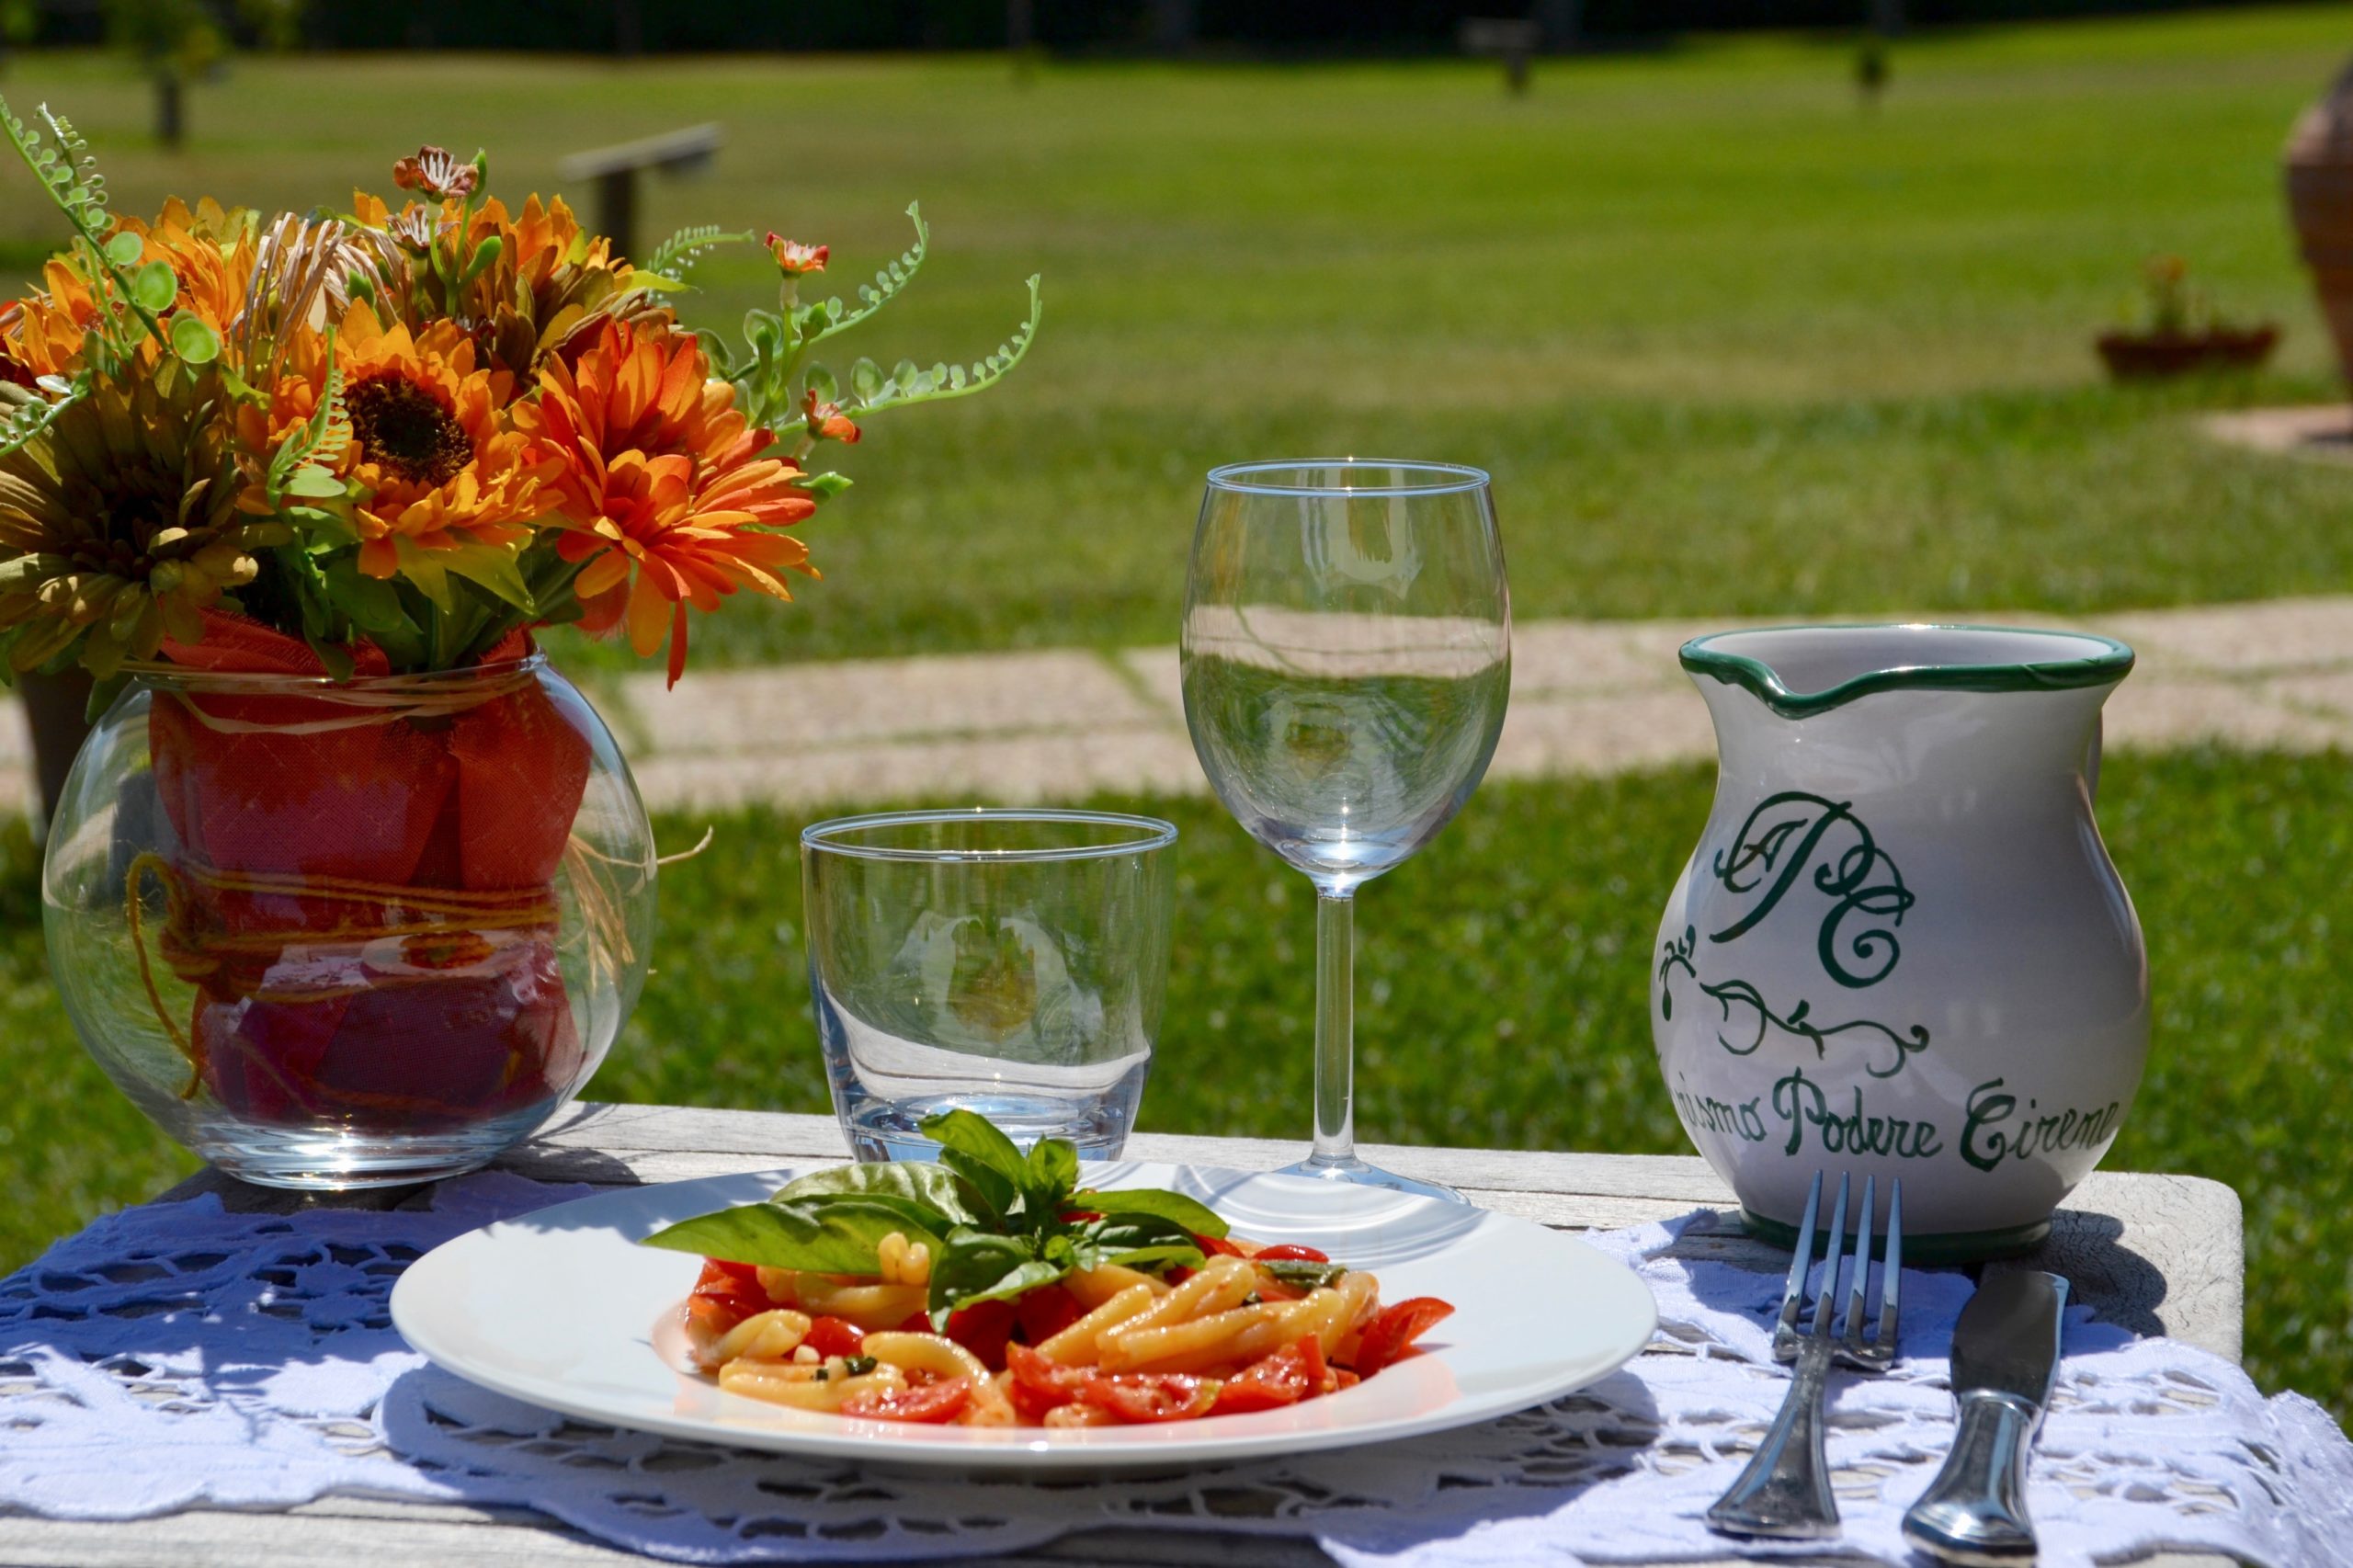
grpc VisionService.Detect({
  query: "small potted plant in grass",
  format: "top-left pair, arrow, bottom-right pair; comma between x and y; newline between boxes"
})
2097,254 -> 2279,380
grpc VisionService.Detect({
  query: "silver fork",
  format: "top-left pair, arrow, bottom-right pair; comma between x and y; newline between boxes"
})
1706,1172 -> 1904,1540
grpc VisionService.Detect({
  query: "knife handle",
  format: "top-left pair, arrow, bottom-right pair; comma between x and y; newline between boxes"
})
1901,1390 -> 2040,1563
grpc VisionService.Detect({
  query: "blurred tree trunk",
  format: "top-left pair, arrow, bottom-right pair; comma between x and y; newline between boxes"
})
1149,0 -> 1192,55
19,668 -> 93,828
153,70 -> 183,148
1535,0 -> 1580,52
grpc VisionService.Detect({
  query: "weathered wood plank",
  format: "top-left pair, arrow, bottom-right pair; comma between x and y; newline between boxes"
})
144,1104 -> 2247,1360
518,1105 -> 2244,1359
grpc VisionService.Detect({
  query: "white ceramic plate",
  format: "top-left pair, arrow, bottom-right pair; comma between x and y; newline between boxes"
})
390,1163 -> 1657,1471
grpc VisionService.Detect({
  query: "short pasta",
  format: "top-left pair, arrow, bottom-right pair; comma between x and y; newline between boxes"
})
678,1232 -> 1456,1428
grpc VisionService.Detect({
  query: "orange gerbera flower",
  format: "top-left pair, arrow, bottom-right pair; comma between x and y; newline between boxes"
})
765,233 -> 827,277
305,304 -> 556,578
352,187 -> 652,379
2,199 -> 258,381
517,316 -> 817,686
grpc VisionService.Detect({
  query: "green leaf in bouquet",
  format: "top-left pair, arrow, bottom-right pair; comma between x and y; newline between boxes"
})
847,277 -> 1040,418
802,362 -> 838,407
849,357 -> 883,403
438,541 -> 534,614
284,464 -> 346,500
169,314 -> 220,365
642,224 -> 746,284
770,1160 -> 989,1226
743,309 -> 784,358
289,506 -> 358,545
812,203 -> 928,344
1072,1187 -> 1231,1239
801,472 -> 853,500
642,1196 -> 939,1275
457,233 -> 503,289
102,231 -> 142,267
305,634 -> 356,683
131,259 -> 176,312
322,555 -> 408,636
393,539 -> 453,612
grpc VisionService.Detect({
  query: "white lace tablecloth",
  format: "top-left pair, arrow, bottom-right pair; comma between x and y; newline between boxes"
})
1,1171 -> 2347,1566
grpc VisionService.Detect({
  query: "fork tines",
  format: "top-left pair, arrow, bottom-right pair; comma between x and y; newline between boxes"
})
1771,1170 -> 1904,1369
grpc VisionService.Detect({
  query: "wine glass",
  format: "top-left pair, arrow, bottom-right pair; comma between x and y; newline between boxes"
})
1180,460 -> 1510,1199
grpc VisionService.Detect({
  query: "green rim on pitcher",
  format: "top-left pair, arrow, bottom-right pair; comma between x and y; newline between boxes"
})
1680,623 -> 2135,721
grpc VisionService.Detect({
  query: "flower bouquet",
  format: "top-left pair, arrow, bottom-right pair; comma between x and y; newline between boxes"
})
0,101 -> 1039,1182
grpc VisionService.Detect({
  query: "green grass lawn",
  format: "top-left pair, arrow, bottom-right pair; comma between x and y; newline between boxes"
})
6,10 -> 2353,665
2,747 -> 2348,1416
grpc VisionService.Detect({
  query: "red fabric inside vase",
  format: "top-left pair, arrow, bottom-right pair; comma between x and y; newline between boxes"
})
142,612 -> 592,1131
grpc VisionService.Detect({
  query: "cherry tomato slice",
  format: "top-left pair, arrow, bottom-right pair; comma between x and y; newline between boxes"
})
1076,1372 -> 1221,1424
840,1377 -> 973,1424
1016,1285 -> 1086,1346
941,1298 -> 1018,1370
801,1315 -> 869,1359
1005,1342 -> 1093,1420
1352,1297 -> 1455,1376
693,1258 -> 762,1294
687,1259 -> 767,1335
1194,1233 -> 1245,1258
1211,1335 -> 1332,1415
1251,1244 -> 1330,1264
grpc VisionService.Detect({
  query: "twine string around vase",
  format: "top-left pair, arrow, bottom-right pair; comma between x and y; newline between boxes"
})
125,852 -> 562,1101
153,663 -> 541,738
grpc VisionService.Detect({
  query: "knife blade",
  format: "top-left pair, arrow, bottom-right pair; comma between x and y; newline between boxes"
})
1901,1270 -> 2067,1564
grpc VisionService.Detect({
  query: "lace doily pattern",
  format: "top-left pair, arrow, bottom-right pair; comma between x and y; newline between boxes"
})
0,1173 -> 2346,1565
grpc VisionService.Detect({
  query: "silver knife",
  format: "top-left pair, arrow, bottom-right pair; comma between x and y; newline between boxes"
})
1901,1270 -> 2068,1564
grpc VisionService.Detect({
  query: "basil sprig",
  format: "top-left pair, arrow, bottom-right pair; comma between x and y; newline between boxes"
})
642,1109 -> 1230,1324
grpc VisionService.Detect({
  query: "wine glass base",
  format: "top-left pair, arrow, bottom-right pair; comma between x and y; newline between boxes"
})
1276,1154 -> 1467,1204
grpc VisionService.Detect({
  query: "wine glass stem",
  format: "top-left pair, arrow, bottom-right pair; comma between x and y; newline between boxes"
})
1311,890 -> 1356,1169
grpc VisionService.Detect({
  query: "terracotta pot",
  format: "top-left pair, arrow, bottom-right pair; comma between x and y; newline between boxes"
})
2286,59 -> 2353,389
2095,325 -> 2279,381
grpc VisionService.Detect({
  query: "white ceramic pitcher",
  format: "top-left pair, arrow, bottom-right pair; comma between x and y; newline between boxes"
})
1652,625 -> 2147,1258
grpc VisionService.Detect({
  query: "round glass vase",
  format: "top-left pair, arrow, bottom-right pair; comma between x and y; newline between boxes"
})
40,655 -> 656,1189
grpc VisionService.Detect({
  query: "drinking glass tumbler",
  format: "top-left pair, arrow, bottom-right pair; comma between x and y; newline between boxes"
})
801,808 -> 1177,1161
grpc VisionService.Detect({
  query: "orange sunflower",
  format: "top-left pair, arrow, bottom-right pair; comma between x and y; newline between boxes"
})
280,303 -> 557,579
517,317 -> 817,686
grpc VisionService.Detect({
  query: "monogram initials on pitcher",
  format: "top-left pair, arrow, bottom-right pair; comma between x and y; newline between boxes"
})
1709,791 -> 1914,989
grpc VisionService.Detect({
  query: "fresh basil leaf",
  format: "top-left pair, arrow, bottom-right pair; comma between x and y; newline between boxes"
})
1104,1243 -> 1206,1273
1073,1187 -> 1230,1239
926,1228 -> 1063,1318
770,1161 -> 986,1227
774,1191 -> 955,1250
1260,1258 -> 1350,1290
922,1109 -> 1026,1186
938,1150 -> 1016,1224
921,1110 -> 1023,1219
640,1196 -> 938,1274
1022,1138 -> 1080,1211
1086,1211 -> 1199,1253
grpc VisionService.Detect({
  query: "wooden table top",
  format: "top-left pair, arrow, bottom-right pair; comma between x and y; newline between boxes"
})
0,1105 -> 2246,1568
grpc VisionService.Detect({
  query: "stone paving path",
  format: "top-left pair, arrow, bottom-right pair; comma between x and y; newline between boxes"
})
8,595 -> 2353,816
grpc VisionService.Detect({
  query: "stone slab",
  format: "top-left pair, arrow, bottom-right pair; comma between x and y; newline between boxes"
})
631,727 -> 1209,813
620,649 -> 1158,755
